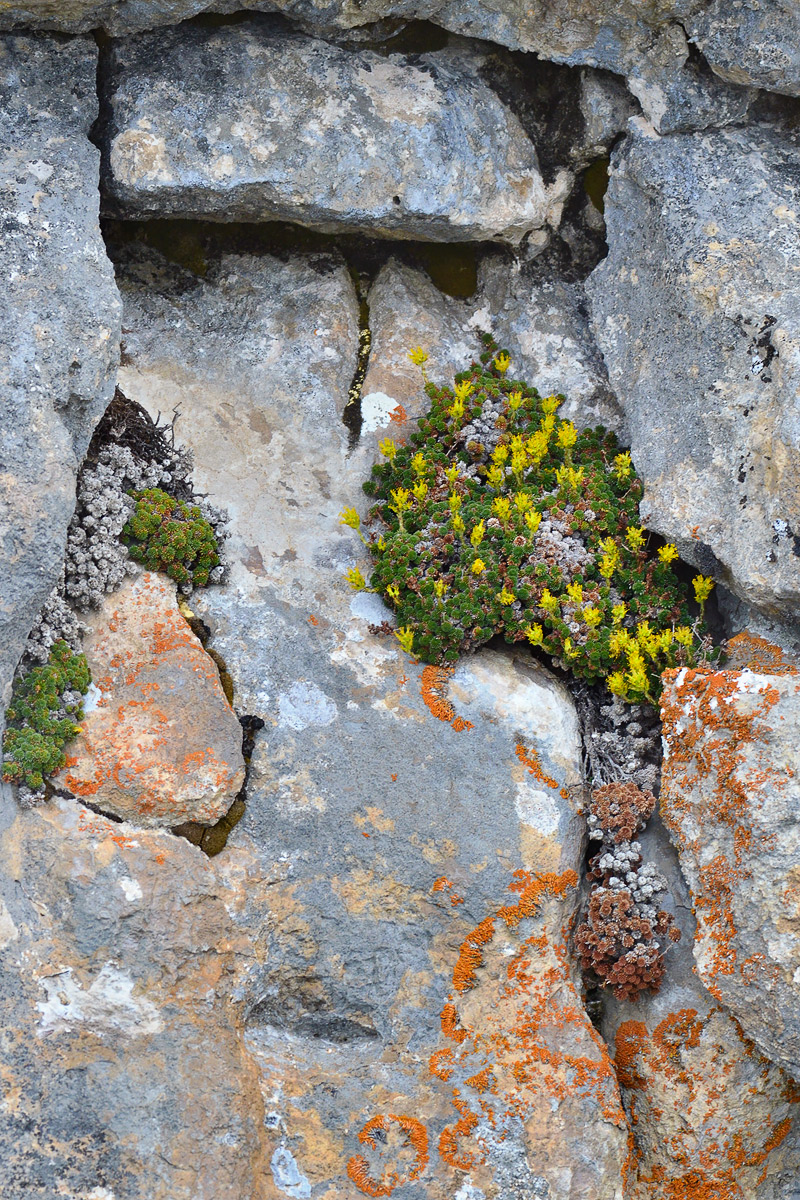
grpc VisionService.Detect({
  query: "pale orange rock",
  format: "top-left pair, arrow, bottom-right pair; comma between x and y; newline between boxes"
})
55,571 -> 244,828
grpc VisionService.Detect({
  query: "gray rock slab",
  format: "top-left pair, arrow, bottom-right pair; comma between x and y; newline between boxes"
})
0,34 -> 120,710
0,798 -> 271,1200
661,665 -> 800,1080
600,813 -> 800,1197
115,241 -> 631,1198
103,20 -> 570,245
587,123 -> 800,623
689,0 -> 800,97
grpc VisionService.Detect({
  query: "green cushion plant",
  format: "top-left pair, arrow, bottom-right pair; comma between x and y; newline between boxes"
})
2,640 -> 90,790
123,487 -> 220,588
344,337 -> 718,704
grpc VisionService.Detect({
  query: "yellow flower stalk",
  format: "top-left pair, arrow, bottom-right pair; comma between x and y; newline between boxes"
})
408,347 -> 428,366
525,432 -> 548,463
658,543 -> 679,565
607,671 -> 629,698
524,509 -> 542,535
454,380 -> 474,403
445,464 -> 460,485
614,451 -> 632,480
448,492 -> 462,513
539,588 -> 559,616
541,395 -> 560,416
386,583 -> 400,603
492,496 -> 512,523
497,587 -> 516,605
486,465 -> 505,489
379,437 -> 397,462
451,513 -> 465,536
412,481 -> 428,502
611,603 -> 627,625
411,452 -> 427,476
508,390 -> 524,413
433,579 -> 448,599
494,352 -> 511,374
674,625 -> 694,647
514,492 -> 532,514
471,558 -> 486,575
582,605 -> 602,628
693,575 -> 715,604
525,623 -> 544,646
567,581 -> 583,603
626,525 -> 646,552
493,444 -> 509,466
470,520 -> 485,548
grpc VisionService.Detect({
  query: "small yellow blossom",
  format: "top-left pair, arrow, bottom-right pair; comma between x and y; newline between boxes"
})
433,579 -> 448,599
556,421 -> 578,450
411,452 -> 427,476
470,521 -> 486,548
567,581 -> 583,603
378,438 -> 397,462
390,487 -> 411,513
607,671 -> 629,698
514,492 -> 533,514
492,496 -> 512,523
612,603 -> 627,625
525,623 -> 544,646
339,507 -> 360,530
563,637 -> 578,659
508,390 -> 524,413
524,510 -> 542,535
614,451 -> 632,480
486,465 -> 505,489
454,380 -> 474,403
539,588 -> 559,616
451,513 -> 465,535
448,492 -> 462,513
395,626 -> 415,654
674,625 -> 694,647
658,543 -> 679,565
693,575 -> 715,604
412,481 -> 428,502
609,629 -> 630,658
525,432 -> 548,463
493,444 -> 509,466
494,352 -> 511,374
497,587 -> 516,605
408,347 -> 428,367
599,554 -> 616,580
541,395 -> 561,416
449,397 -> 465,423
386,583 -> 400,603
583,605 -> 602,628
626,526 -> 646,552
471,558 -> 486,575
445,464 -> 460,485
345,567 -> 367,591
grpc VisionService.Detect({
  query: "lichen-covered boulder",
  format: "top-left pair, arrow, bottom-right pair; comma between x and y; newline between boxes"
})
0,33 -> 120,711
54,571 -> 244,828
601,814 -> 800,1198
587,124 -> 800,623
103,20 -> 570,245
660,662 -> 800,1079
116,240 -> 631,1198
0,797 -> 270,1200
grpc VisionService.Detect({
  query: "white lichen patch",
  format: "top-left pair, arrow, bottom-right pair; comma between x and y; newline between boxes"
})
36,964 -> 163,1036
277,681 -> 337,731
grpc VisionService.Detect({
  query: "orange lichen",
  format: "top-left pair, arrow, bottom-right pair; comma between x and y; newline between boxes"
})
308,614 -> 319,626
346,1114 -> 428,1197
419,665 -> 473,732
615,1008 -> 800,1198
433,869 -> 625,1173
514,742 -> 567,796
725,631 -> 797,676
389,404 -> 408,425
660,668 -> 787,993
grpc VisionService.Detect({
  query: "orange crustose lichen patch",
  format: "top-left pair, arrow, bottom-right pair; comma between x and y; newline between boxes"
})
429,868 -> 626,1173
515,742 -> 571,800
346,1114 -> 428,1196
420,665 -> 473,732
614,1008 -> 800,1198
660,668 -> 786,998
724,631 -> 798,676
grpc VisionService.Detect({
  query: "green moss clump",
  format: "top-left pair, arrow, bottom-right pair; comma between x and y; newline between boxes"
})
123,487 -> 220,588
2,641 -> 90,790
354,338 -> 719,704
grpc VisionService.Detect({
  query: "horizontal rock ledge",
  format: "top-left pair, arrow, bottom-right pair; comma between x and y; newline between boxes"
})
102,18 -> 570,245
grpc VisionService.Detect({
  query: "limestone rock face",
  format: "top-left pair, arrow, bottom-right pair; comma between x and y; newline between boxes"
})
103,20 -> 570,245
0,34 -> 120,709
688,0 -> 800,97
54,571 -> 245,828
116,242 -> 630,1198
660,664 -> 800,1079
601,815 -> 800,1198
587,125 -> 800,623
361,257 -> 624,450
0,797 -> 270,1200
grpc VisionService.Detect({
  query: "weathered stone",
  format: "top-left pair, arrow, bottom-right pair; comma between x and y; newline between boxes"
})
54,571 -> 245,828
104,21 -> 570,245
587,125 -> 800,622
0,796 -> 270,1199
361,256 -> 624,453
0,34 -> 120,710
688,0 -> 800,98
660,664 -> 800,1079
601,814 -> 800,1197
116,241 -> 630,1197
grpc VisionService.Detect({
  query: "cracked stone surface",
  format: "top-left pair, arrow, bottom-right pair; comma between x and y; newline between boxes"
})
115,240 -> 631,1198
0,33 -> 120,711
587,123 -> 800,623
103,19 -> 570,245
660,664 -> 800,1081
53,571 -> 245,829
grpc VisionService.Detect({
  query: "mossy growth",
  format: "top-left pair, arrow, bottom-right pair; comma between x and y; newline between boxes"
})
123,487 -> 220,588
2,640 -> 90,790
349,337 -> 719,704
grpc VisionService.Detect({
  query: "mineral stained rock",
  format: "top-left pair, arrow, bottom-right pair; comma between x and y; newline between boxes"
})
602,814 -> 800,1198
103,20 -> 570,245
0,797 -> 270,1200
116,241 -> 630,1198
660,662 -> 800,1080
0,34 -> 120,710
53,571 -> 245,828
588,124 -> 800,623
